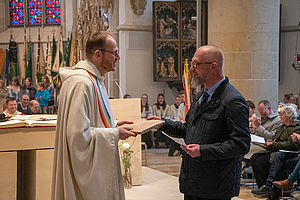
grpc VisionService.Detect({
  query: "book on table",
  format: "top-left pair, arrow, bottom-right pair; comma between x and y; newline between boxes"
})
0,115 -> 57,129
0,120 -> 57,129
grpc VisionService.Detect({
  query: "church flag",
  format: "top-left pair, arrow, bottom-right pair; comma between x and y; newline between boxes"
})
45,36 -> 52,77
182,59 -> 191,118
69,32 -> 78,67
8,35 -> 20,77
51,34 -> 57,77
5,50 -> 9,85
21,29 -> 28,80
0,49 -> 6,76
64,34 -> 71,67
36,29 -> 46,81
25,41 -> 33,79
51,34 -> 56,66
52,33 -> 63,74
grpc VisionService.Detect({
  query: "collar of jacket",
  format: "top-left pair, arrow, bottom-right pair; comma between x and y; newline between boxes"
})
263,112 -> 279,121
73,60 -> 105,81
282,121 -> 300,129
193,77 -> 229,117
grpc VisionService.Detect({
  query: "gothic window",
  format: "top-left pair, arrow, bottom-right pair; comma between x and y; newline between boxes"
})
9,0 -> 61,26
9,0 -> 25,26
45,0 -> 61,25
28,0 -> 43,25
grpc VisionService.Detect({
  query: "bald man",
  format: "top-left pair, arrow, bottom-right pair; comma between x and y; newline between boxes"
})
150,45 -> 250,199
25,100 -> 41,115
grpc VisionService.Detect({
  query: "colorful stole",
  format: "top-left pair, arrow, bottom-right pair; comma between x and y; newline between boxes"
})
87,72 -> 112,128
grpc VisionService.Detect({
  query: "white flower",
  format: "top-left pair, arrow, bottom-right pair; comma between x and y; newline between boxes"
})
122,142 -> 130,149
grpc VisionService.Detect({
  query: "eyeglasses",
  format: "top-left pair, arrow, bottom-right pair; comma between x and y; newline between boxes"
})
99,49 -> 119,57
191,62 -> 214,68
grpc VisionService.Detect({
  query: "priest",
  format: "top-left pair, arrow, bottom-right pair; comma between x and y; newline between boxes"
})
52,31 -> 136,200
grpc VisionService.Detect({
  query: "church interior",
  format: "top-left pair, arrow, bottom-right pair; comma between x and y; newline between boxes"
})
0,0 -> 300,199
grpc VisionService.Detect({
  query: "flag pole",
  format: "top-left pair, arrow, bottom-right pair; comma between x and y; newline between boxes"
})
182,59 -> 191,119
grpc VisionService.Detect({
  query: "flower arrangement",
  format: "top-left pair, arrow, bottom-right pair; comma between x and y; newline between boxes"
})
121,142 -> 133,188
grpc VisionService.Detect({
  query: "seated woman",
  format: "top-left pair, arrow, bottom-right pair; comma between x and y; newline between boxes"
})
24,77 -> 36,100
152,93 -> 170,148
242,100 -> 257,176
141,94 -> 154,149
7,77 -> 20,100
250,104 -> 300,196
247,100 -> 257,133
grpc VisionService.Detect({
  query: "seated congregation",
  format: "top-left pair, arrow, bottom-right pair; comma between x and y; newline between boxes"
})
0,75 -> 56,116
244,94 -> 300,200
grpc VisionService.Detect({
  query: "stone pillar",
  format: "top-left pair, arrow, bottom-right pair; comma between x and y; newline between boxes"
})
0,0 -> 8,32
208,0 -> 280,109
108,0 -> 120,98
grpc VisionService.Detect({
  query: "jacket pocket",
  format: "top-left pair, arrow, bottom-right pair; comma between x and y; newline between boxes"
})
201,113 -> 219,132
202,113 -> 219,120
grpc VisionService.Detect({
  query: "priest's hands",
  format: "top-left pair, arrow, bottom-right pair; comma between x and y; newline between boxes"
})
147,116 -> 164,129
181,144 -> 200,158
117,120 -> 137,140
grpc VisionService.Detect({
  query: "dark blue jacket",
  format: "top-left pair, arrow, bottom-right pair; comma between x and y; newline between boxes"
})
161,77 -> 250,199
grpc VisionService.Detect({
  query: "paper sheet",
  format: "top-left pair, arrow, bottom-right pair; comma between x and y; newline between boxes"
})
162,131 -> 186,146
279,150 -> 299,154
251,134 -> 265,144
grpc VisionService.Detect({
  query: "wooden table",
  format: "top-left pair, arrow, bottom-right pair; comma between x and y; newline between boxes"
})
0,98 -> 142,200
0,127 -> 55,200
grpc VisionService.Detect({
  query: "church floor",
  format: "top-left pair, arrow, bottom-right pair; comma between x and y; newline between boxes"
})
132,148 -> 264,200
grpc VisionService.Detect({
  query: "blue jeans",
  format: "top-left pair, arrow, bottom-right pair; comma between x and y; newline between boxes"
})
289,159 -> 300,182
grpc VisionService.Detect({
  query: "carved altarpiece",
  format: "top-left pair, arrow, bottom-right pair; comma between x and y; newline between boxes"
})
76,0 -> 112,60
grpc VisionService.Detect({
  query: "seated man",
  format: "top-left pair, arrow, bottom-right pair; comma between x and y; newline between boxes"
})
253,100 -> 282,139
3,97 -> 23,117
17,94 -> 29,114
25,100 -> 41,115
245,100 -> 282,159
251,105 -> 300,197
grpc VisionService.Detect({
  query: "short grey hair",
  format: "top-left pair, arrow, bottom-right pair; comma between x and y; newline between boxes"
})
258,99 -> 271,108
279,104 -> 298,121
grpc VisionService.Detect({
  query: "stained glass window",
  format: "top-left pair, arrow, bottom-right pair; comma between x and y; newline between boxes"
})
9,0 -> 25,26
28,0 -> 43,25
9,0 -> 61,27
45,0 -> 61,25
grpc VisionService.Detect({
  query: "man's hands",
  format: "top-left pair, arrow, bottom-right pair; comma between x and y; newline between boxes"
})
291,133 -> 300,142
253,116 -> 261,127
265,139 -> 275,147
117,120 -> 133,127
147,116 -> 164,129
181,144 -> 200,158
116,121 -> 136,140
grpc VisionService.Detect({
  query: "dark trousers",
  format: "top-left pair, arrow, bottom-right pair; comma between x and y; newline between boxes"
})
142,131 -> 153,149
154,130 -> 171,147
250,152 -> 297,188
250,152 -> 271,188
184,194 -> 230,200
168,141 -> 181,156
268,152 -> 297,182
